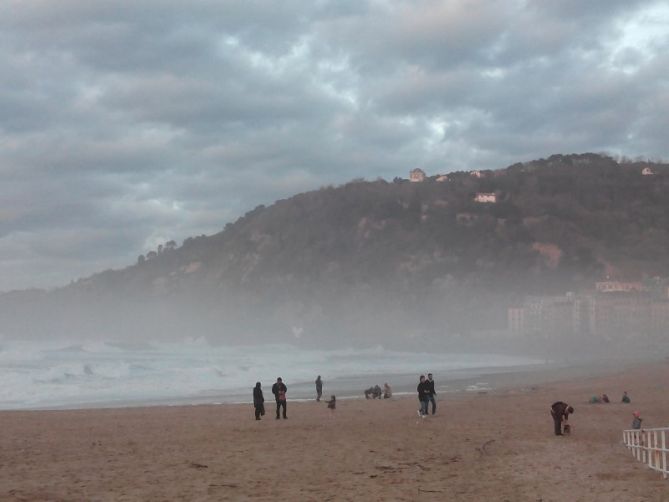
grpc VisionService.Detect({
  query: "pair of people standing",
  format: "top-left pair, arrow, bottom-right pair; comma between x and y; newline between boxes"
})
252,377 -> 288,420
417,373 -> 437,416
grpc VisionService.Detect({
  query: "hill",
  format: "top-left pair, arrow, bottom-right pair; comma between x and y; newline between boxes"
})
2,153 -> 669,347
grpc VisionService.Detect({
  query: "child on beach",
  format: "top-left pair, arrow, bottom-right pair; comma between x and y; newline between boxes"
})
326,395 -> 336,410
631,411 -> 642,429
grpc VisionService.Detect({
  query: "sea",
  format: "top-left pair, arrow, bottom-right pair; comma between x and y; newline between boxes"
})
0,338 -> 543,410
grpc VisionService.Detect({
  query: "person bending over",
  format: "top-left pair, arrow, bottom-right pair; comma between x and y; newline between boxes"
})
550,401 -> 574,436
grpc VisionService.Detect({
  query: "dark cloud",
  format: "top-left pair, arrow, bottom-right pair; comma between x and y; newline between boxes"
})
0,0 -> 668,290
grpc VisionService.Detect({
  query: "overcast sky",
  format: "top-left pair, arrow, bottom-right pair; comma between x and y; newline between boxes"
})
1,0 -> 668,292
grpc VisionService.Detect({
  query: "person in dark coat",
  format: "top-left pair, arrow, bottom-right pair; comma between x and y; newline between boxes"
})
271,377 -> 288,419
315,375 -> 323,402
550,401 -> 574,436
426,373 -> 437,415
364,385 -> 383,399
417,375 -> 430,417
253,382 -> 265,420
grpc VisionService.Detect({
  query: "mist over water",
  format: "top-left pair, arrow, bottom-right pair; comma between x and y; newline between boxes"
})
0,337 -> 542,410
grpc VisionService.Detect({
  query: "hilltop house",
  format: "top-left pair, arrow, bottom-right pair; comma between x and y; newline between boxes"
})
435,174 -> 449,182
474,192 -> 497,203
595,281 -> 646,293
409,168 -> 426,182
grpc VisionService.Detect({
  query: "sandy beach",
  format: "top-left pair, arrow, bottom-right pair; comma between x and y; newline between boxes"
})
1,361 -> 668,501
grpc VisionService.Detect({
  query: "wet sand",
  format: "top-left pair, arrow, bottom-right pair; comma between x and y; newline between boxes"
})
1,361 -> 668,501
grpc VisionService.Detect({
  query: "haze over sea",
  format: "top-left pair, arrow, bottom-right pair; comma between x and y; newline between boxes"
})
0,338 -> 542,410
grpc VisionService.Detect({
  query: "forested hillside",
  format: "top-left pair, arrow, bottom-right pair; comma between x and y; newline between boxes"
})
2,153 -> 668,346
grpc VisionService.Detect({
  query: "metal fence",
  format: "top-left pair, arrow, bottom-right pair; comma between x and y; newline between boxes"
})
622,427 -> 669,479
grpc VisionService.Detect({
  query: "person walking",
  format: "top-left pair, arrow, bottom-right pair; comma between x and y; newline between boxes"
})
272,377 -> 288,419
315,375 -> 323,402
550,401 -> 574,436
417,375 -> 430,417
426,373 -> 437,415
253,382 -> 265,420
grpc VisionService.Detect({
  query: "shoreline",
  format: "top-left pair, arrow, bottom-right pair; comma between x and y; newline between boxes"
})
1,359 -> 668,500
5,354 -> 657,412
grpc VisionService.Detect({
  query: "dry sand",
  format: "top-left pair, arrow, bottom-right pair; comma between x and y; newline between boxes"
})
1,361 -> 668,501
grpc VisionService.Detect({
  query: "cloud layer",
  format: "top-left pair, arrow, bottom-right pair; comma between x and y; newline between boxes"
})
1,0 -> 668,290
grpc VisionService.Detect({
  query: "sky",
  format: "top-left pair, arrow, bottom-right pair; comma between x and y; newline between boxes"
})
1,0 -> 668,292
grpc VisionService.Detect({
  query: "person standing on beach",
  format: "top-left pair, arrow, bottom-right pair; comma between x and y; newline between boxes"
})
253,382 -> 265,420
272,377 -> 288,419
417,375 -> 430,417
383,382 -> 392,399
550,401 -> 574,436
426,373 -> 437,415
315,375 -> 323,402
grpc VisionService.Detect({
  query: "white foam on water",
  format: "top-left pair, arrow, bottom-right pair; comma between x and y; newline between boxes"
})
0,338 -> 541,409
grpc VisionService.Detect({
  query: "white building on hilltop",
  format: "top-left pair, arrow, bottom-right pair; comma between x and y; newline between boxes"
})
474,192 -> 497,203
409,168 -> 426,182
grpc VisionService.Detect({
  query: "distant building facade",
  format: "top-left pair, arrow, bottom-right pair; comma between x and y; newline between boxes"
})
508,282 -> 669,342
474,192 -> 497,203
595,281 -> 645,293
507,308 -> 525,335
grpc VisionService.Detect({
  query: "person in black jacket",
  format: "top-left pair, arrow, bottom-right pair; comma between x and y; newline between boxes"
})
253,382 -> 265,420
271,377 -> 288,419
315,375 -> 323,402
426,373 -> 437,415
417,375 -> 430,417
550,401 -> 574,436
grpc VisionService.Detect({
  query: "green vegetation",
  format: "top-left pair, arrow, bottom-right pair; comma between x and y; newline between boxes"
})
2,153 -> 668,345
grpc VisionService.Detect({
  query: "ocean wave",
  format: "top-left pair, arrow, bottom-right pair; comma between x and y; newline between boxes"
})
0,339 -> 542,410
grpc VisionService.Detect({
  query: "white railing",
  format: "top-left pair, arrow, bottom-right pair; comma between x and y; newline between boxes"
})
622,427 -> 669,479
